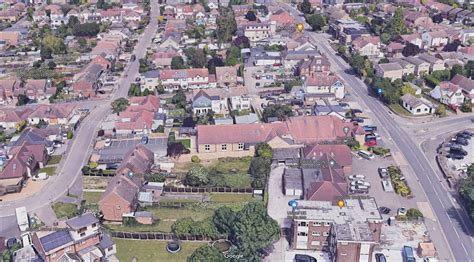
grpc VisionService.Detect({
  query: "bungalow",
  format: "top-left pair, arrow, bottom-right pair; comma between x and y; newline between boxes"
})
402,57 -> 430,76
418,53 -> 445,73
431,81 -> 465,107
375,62 -> 403,80
0,108 -> 32,129
351,36 -> 381,57
99,174 -> 143,222
19,79 -> 56,101
400,93 -> 434,115
160,68 -> 213,91
28,104 -> 76,126
303,73 -> 345,100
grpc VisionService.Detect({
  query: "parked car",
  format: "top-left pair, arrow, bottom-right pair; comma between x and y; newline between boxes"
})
350,185 -> 368,193
379,207 -> 391,214
398,207 -> 407,216
375,253 -> 387,262
402,245 -> 416,262
450,147 -> 467,155
352,109 -> 363,114
32,172 -> 49,181
351,117 -> 365,123
52,140 -> 63,148
348,174 -> 366,180
378,168 -> 389,178
450,153 -> 465,160
104,139 -> 112,147
141,136 -> 149,144
294,254 -> 317,262
350,180 -> 371,187
457,132 -> 472,139
455,137 -> 469,146
130,54 -> 136,62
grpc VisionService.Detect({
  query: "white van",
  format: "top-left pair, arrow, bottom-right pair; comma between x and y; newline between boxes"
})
358,150 -> 375,160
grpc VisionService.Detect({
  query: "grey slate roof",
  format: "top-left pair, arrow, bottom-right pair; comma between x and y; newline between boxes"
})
143,70 -> 160,78
284,168 -> 303,190
66,213 -> 98,230
40,231 -> 73,252
99,234 -> 115,250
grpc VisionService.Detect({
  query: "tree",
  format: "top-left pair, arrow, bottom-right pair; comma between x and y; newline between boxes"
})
42,35 -> 67,55
213,207 -> 236,235
188,246 -> 225,262
185,165 -> 209,186
138,58 -> 149,73
67,15 -> 80,28
111,98 -> 129,114
47,61 -> 56,69
171,56 -> 187,69
401,83 -> 416,96
77,37 -> 87,48
207,57 -> 224,74
233,35 -> 250,49
460,99 -> 472,113
167,142 -> 186,158
245,10 -> 257,21
172,217 -> 194,237
450,64 -> 466,79
432,13 -> 443,23
300,0 -> 312,14
256,143 -> 272,159
72,23 -> 100,37
435,104 -> 447,116
385,7 -> 408,36
225,46 -> 241,66
231,202 -> 280,259
249,157 -> 271,188
262,104 -> 294,122
15,120 -> 27,132
402,43 -> 420,57
16,94 -> 31,106
128,83 -> 142,96
306,14 -> 326,31
40,46 -> 53,59
406,208 -> 423,219
378,58 -> 389,64
465,60 -> 474,78
172,90 -> 187,109
284,80 -> 300,93
216,8 -> 237,45
67,130 -> 73,139
184,48 -> 207,68
337,45 -> 347,55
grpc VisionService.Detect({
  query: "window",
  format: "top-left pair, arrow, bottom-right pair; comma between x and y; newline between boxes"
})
65,247 -> 71,252
80,232 -> 86,237
313,222 -> 322,226
297,232 -> 308,236
323,232 -> 329,237
116,205 -> 121,210
312,231 -> 321,236
298,222 -> 307,227
51,253 -> 56,258
92,223 -> 97,228
108,247 -> 113,251
204,144 -> 210,151
322,241 -> 328,246
324,222 -> 331,227
238,143 -> 244,150
221,144 -> 227,151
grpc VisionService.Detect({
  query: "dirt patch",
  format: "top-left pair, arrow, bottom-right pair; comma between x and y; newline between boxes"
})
0,180 -> 48,202
83,176 -> 111,190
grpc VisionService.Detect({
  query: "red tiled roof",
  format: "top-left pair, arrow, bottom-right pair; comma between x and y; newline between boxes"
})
116,144 -> 154,176
116,110 -> 154,130
29,104 -> 76,119
352,36 -> 380,49
305,73 -> 342,87
160,68 -> 209,80
303,144 -> 352,167
127,95 -> 160,112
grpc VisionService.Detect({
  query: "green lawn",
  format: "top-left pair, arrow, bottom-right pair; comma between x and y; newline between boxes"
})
83,192 -> 102,204
177,139 -> 191,149
149,207 -> 212,221
388,104 -> 412,116
52,202 -> 78,219
114,239 -> 206,262
209,157 -> 252,175
48,155 -> 62,165
39,166 -> 57,176
209,193 -> 254,202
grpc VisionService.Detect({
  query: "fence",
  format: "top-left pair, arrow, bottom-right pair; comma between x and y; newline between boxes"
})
109,231 -> 228,242
163,186 -> 256,194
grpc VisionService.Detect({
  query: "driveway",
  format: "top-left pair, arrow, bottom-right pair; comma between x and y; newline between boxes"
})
267,165 -> 295,228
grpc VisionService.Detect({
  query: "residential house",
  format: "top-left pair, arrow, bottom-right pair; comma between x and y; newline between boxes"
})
160,68 -> 213,91
390,58 -> 415,77
0,78 -> 20,104
375,63 -> 403,80
450,74 -> 474,99
196,116 -> 361,153
215,66 -> 238,87
400,94 -> 434,115
99,173 -> 143,222
73,56 -> 110,98
402,57 -> 430,76
115,96 -> 161,135
387,42 -> 405,57
298,56 -> 331,78
12,127 -> 62,155
116,144 -> 154,176
418,53 -> 445,73
19,79 -> 56,101
303,144 -> 352,175
399,33 -> 423,49
329,19 -> 370,44
0,32 -> 20,49
313,104 -> 346,120
141,70 -> 160,92
303,165 -> 347,203
0,108 -> 32,129
243,22 -> 276,44
31,231 -> 75,262
303,73 -> 345,100
28,104 -> 76,126
151,47 -> 179,68
291,198 -> 382,255
422,31 -> 449,49
269,9 -> 294,27
431,81 -> 465,107
0,9 -> 20,23
351,36 -> 381,57
192,89 -> 229,115
404,11 -> 432,29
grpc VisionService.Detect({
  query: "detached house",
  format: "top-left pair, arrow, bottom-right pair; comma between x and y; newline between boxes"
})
141,70 -> 160,92
422,31 -> 449,49
431,82 -> 465,107
375,63 -> 403,80
192,90 -> 228,116
400,93 -> 434,115
451,74 -> 474,99
115,96 -> 161,135
402,57 -> 430,76
303,73 -> 345,100
116,144 -> 154,177
418,53 -> 445,73
160,68 -> 213,91
351,36 -> 381,57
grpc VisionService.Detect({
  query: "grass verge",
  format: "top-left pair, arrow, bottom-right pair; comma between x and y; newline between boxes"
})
52,202 -> 78,219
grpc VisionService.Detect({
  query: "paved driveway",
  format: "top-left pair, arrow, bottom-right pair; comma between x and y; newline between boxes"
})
267,165 -> 295,228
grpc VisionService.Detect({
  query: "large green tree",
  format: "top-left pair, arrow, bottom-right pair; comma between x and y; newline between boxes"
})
111,97 -> 129,114
300,0 -> 312,14
262,104 -> 294,122
187,246 -> 226,262
212,207 -> 236,235
216,8 -> 237,45
184,48 -> 207,68
171,56 -> 187,69
185,165 -> 209,186
256,143 -> 272,159
306,14 -> 326,31
384,7 -> 408,37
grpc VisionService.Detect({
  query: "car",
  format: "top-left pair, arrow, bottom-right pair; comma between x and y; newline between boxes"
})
350,180 -> 371,187
379,207 -> 391,214
32,172 -> 49,181
378,167 -> 389,178
375,253 -> 387,262
455,137 -> 469,146
354,184 -> 369,190
352,109 -> 363,114
130,54 -> 136,62
135,77 -> 141,82
398,207 -> 407,216
450,147 -> 467,155
351,117 -> 365,123
104,139 -> 112,147
457,132 -> 472,139
294,254 -> 317,262
52,140 -> 63,148
350,185 -> 368,193
348,174 -> 366,181
450,153 -> 465,160
141,136 -> 149,144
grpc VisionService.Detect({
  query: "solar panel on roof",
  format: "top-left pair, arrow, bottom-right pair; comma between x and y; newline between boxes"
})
40,231 -> 73,252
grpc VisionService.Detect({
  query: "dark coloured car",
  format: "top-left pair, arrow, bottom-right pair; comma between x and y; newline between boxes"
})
352,109 -> 363,114
455,137 -> 469,146
375,253 -> 387,262
450,147 -> 468,155
141,136 -> 149,144
450,153 -> 464,160
457,132 -> 471,140
130,54 -> 136,62
352,117 -> 365,123
295,254 -> 317,262
379,207 -> 391,214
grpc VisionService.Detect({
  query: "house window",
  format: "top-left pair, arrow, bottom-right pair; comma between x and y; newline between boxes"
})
108,247 -> 113,251
313,222 -> 321,226
312,231 -> 321,236
323,231 -> 329,237
116,205 -> 121,210
322,241 -> 329,246
298,221 -> 307,227
80,232 -> 86,237
65,246 -> 71,252
297,232 -> 308,236
221,144 -> 227,151
204,144 -> 210,151
324,222 -> 331,227
238,143 -> 244,150
51,253 -> 56,258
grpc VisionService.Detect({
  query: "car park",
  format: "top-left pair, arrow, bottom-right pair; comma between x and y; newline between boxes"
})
378,167 -> 389,178
375,253 -> 387,262
350,180 -> 371,187
379,207 -> 391,214
348,174 -> 366,180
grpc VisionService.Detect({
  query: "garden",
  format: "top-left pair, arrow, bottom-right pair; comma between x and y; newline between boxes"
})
388,165 -> 412,197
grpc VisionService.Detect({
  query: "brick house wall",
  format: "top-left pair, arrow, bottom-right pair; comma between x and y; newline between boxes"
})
100,193 -> 135,222
74,234 -> 101,252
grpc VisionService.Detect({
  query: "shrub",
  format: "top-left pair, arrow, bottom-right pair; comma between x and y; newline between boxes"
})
67,130 -> 73,139
406,208 -> 423,220
191,155 -> 201,163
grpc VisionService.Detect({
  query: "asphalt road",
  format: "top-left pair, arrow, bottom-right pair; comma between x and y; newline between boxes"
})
284,5 -> 473,261
0,0 -> 159,229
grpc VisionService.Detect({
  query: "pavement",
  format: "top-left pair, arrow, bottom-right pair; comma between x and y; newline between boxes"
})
282,4 -> 473,261
0,0 -> 160,237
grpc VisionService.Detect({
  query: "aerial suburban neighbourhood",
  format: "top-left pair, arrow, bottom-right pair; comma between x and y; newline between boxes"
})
0,0 -> 472,261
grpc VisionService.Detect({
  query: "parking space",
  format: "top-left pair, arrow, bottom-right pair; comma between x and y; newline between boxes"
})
99,137 -> 167,163
444,132 -> 473,172
351,156 -> 418,215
